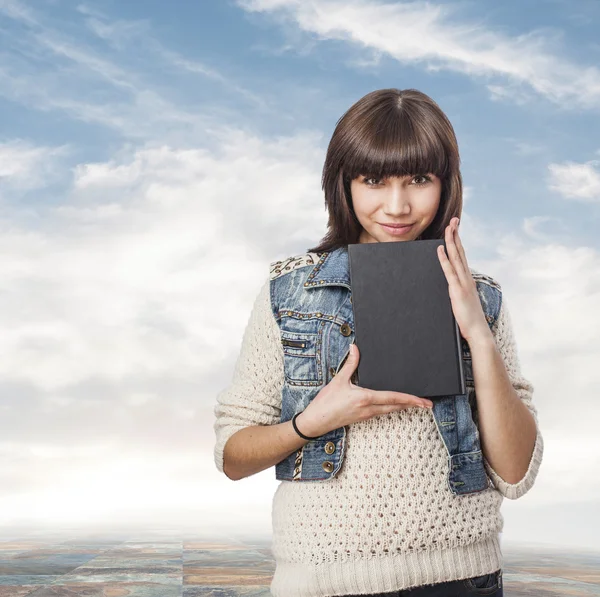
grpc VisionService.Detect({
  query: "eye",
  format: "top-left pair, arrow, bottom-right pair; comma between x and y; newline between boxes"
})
412,174 -> 433,186
363,176 -> 383,186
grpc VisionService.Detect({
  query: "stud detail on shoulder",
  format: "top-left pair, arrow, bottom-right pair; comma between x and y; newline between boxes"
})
270,252 -> 321,280
470,268 -> 502,291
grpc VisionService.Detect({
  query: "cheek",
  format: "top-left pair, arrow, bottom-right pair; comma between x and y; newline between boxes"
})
349,185 -> 368,216
419,190 -> 441,219
351,196 -> 374,224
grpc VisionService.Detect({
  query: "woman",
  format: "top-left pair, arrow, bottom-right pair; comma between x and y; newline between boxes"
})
214,88 -> 543,597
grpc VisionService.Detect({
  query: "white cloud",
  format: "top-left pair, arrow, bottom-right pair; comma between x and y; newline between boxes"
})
547,159 -> 600,201
0,130 -> 327,393
237,0 -> 600,109
521,215 -> 573,244
508,140 -> 547,156
0,139 -> 68,192
0,126 -> 329,528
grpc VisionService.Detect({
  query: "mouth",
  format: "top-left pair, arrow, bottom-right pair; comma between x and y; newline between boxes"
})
379,223 -> 414,235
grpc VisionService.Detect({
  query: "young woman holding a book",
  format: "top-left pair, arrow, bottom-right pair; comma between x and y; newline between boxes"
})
214,88 -> 543,597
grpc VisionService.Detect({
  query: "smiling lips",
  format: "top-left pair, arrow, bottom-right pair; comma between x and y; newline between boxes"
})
379,223 -> 414,235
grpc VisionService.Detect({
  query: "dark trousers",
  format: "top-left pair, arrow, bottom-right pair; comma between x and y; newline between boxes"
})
340,568 -> 503,597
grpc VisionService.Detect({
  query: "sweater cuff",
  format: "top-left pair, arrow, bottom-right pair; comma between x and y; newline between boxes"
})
214,425 -> 244,477
482,423 -> 544,500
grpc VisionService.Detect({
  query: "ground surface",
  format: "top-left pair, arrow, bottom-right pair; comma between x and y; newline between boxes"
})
0,530 -> 597,596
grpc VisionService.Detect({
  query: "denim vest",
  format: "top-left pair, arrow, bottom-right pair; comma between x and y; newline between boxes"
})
269,245 -> 501,495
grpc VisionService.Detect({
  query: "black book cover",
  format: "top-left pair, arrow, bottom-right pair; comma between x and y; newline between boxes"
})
347,239 -> 466,399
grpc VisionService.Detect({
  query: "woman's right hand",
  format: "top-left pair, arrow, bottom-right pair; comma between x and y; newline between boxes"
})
295,343 -> 434,438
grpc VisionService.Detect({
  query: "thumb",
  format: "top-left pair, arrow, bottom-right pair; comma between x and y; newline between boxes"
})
339,343 -> 359,381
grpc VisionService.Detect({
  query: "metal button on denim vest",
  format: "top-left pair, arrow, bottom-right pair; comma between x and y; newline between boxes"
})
269,246 -> 502,496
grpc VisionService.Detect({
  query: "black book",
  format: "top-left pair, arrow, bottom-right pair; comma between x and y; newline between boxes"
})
347,239 -> 466,399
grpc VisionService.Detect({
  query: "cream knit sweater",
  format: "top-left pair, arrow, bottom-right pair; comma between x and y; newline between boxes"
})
213,268 -> 544,597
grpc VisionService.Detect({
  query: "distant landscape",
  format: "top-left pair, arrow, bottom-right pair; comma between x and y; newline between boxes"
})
0,529 -> 598,596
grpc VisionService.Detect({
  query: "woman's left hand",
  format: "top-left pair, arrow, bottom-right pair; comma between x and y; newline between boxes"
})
437,217 -> 493,344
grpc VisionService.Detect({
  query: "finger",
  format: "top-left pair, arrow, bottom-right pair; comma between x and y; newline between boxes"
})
452,222 -> 471,276
437,242 -> 460,288
446,218 -> 470,285
444,220 -> 464,276
371,390 -> 433,408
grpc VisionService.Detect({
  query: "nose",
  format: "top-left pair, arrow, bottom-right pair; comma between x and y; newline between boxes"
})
383,180 -> 411,215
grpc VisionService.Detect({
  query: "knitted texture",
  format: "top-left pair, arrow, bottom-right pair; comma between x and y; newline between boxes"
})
213,277 -> 283,475
213,273 -> 544,597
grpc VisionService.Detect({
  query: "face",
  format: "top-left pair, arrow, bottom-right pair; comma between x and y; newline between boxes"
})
350,173 -> 442,243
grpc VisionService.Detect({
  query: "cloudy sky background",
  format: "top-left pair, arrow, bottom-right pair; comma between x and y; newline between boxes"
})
0,0 -> 598,551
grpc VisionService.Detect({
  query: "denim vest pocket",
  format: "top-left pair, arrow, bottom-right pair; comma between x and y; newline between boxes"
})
281,330 -> 322,386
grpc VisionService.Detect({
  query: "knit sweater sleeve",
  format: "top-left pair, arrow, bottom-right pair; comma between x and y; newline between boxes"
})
213,275 -> 284,475
482,293 -> 544,500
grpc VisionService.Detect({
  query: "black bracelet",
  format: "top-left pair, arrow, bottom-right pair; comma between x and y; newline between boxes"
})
292,412 -> 321,440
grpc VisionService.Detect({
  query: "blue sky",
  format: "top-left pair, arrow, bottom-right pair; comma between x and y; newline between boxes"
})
0,0 -> 599,551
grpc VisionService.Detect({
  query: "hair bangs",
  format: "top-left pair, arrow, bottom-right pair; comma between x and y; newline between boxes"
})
342,114 -> 451,183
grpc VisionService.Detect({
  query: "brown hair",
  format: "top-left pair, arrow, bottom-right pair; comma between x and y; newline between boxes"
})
307,88 -> 463,254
